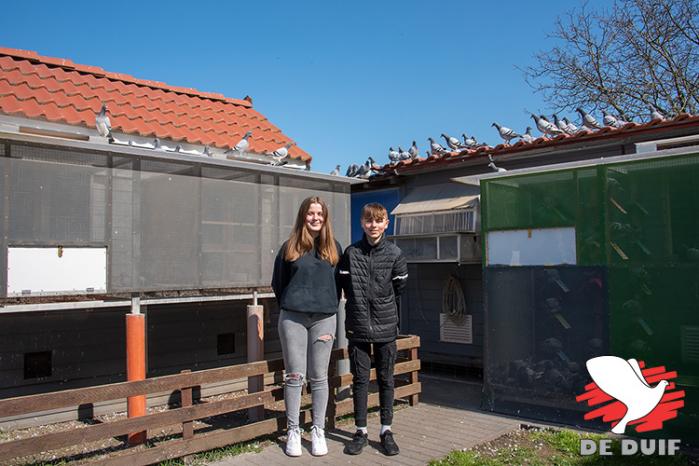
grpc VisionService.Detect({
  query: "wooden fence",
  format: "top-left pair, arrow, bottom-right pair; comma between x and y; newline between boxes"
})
0,335 -> 420,465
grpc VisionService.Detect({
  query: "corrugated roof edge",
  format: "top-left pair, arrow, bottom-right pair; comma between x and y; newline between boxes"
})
0,47 -> 253,108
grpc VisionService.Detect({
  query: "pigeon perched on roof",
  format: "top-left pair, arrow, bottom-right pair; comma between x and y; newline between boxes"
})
650,105 -> 665,121
330,165 -> 341,176
409,141 -> 419,159
602,110 -> 621,128
521,127 -> 536,143
428,137 -> 446,154
462,134 -> 477,148
345,163 -> 360,177
399,147 -> 412,161
492,122 -> 522,145
441,134 -> 461,150
272,142 -> 294,159
356,157 -> 375,178
226,131 -> 253,154
531,114 -> 564,136
388,147 -> 400,164
562,117 -> 579,133
488,154 -> 506,172
95,103 -> 113,140
553,114 -> 569,133
175,144 -> 182,152
203,146 -> 213,157
576,108 -> 603,130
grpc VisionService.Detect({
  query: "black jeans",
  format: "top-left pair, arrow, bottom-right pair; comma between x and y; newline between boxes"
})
349,340 -> 397,427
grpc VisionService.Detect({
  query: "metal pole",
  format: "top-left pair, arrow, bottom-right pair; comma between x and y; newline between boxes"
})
247,298 -> 264,421
126,294 -> 146,445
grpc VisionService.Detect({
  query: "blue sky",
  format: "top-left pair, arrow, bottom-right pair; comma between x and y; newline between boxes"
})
1,1 -> 601,174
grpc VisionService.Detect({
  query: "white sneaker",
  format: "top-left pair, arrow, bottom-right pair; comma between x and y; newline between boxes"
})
311,425 -> 328,456
285,428 -> 302,457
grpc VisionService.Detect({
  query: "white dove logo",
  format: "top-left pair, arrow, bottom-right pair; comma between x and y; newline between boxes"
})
585,356 -> 669,434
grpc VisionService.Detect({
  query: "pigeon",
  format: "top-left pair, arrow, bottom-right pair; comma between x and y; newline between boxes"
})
345,163 -> 360,177
562,117 -> 579,134
441,133 -> 461,150
585,356 -> 669,434
203,146 -> 213,157
388,147 -> 400,164
330,165 -> 341,176
428,137 -> 446,154
531,114 -> 564,136
408,141 -> 419,159
650,105 -> 665,121
356,157 -> 375,178
462,134 -> 477,147
553,114 -> 569,133
398,146 -> 412,161
576,108 -> 603,130
488,154 -> 506,172
226,131 -> 253,154
272,142 -> 294,159
175,144 -> 182,152
153,138 -> 163,150
95,103 -> 113,140
602,110 -> 620,128
492,122 -> 522,145
521,126 -> 536,143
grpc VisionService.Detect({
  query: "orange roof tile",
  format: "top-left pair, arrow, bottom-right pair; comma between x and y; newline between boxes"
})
373,113 -> 699,177
0,47 -> 310,162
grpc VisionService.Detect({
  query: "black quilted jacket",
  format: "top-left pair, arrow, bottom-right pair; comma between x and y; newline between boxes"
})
338,235 -> 408,342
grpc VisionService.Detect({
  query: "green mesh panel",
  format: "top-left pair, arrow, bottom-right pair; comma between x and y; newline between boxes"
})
481,152 -> 699,440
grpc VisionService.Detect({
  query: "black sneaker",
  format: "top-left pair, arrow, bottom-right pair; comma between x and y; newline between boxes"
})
380,430 -> 400,456
344,430 -> 368,455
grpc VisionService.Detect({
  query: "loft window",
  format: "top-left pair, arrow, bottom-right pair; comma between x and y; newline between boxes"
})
217,333 -> 236,355
24,351 -> 52,379
395,209 -> 476,235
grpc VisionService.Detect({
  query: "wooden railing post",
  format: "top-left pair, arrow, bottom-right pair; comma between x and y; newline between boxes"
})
247,292 -> 264,421
180,370 -> 193,440
409,346 -> 419,406
126,295 -> 147,445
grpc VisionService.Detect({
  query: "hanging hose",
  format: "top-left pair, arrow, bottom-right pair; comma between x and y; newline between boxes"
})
442,274 -> 466,317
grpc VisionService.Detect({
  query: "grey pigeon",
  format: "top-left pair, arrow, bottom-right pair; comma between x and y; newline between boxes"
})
330,165 -> 341,176
576,108 -> 602,130
153,138 -> 163,150
345,163 -> 360,177
602,110 -> 619,127
562,117 -> 579,133
388,147 -> 400,164
203,145 -> 212,157
650,105 -> 665,121
226,131 -> 253,153
462,134 -> 477,147
488,154 -> 506,173
428,137 -> 446,154
272,142 -> 294,159
399,146 -> 411,161
492,122 -> 522,144
175,144 -> 182,152
521,126 -> 536,143
553,114 -> 568,133
441,133 -> 461,150
408,141 -> 419,159
356,157 -> 375,178
531,114 -> 564,136
95,103 -> 113,140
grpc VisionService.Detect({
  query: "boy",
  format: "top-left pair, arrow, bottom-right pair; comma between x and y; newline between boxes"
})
338,203 -> 408,456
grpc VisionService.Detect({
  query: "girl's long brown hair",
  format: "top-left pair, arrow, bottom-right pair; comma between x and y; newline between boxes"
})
284,196 -> 339,265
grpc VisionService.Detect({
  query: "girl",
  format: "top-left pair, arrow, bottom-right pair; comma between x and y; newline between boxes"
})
271,196 -> 342,457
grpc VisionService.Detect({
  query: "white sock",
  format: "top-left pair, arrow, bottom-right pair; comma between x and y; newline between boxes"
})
356,426 -> 368,434
380,425 -> 392,435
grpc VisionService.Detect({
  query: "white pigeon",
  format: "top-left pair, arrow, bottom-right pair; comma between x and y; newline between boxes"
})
462,134 -> 477,147
553,114 -> 569,133
521,126 -> 536,143
399,146 -> 411,161
602,110 -> 619,128
227,131 -> 253,154
95,103 -> 112,139
488,154 -> 506,172
330,165 -> 341,176
441,133 -> 461,150
428,137 -> 446,154
492,122 -> 522,144
388,147 -> 400,164
585,356 -> 669,434
531,114 -> 564,137
562,117 -> 579,134
576,108 -> 603,130
272,142 -> 294,159
408,140 -> 419,159
650,105 -> 665,121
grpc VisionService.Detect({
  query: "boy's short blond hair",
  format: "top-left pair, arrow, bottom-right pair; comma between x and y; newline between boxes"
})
361,203 -> 388,222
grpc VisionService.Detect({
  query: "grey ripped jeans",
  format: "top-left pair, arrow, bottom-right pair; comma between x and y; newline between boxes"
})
278,309 -> 336,430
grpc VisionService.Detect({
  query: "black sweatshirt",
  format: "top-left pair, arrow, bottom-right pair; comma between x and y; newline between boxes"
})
271,240 -> 343,314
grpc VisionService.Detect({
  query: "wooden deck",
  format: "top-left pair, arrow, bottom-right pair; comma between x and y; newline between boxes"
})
209,374 -> 520,465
